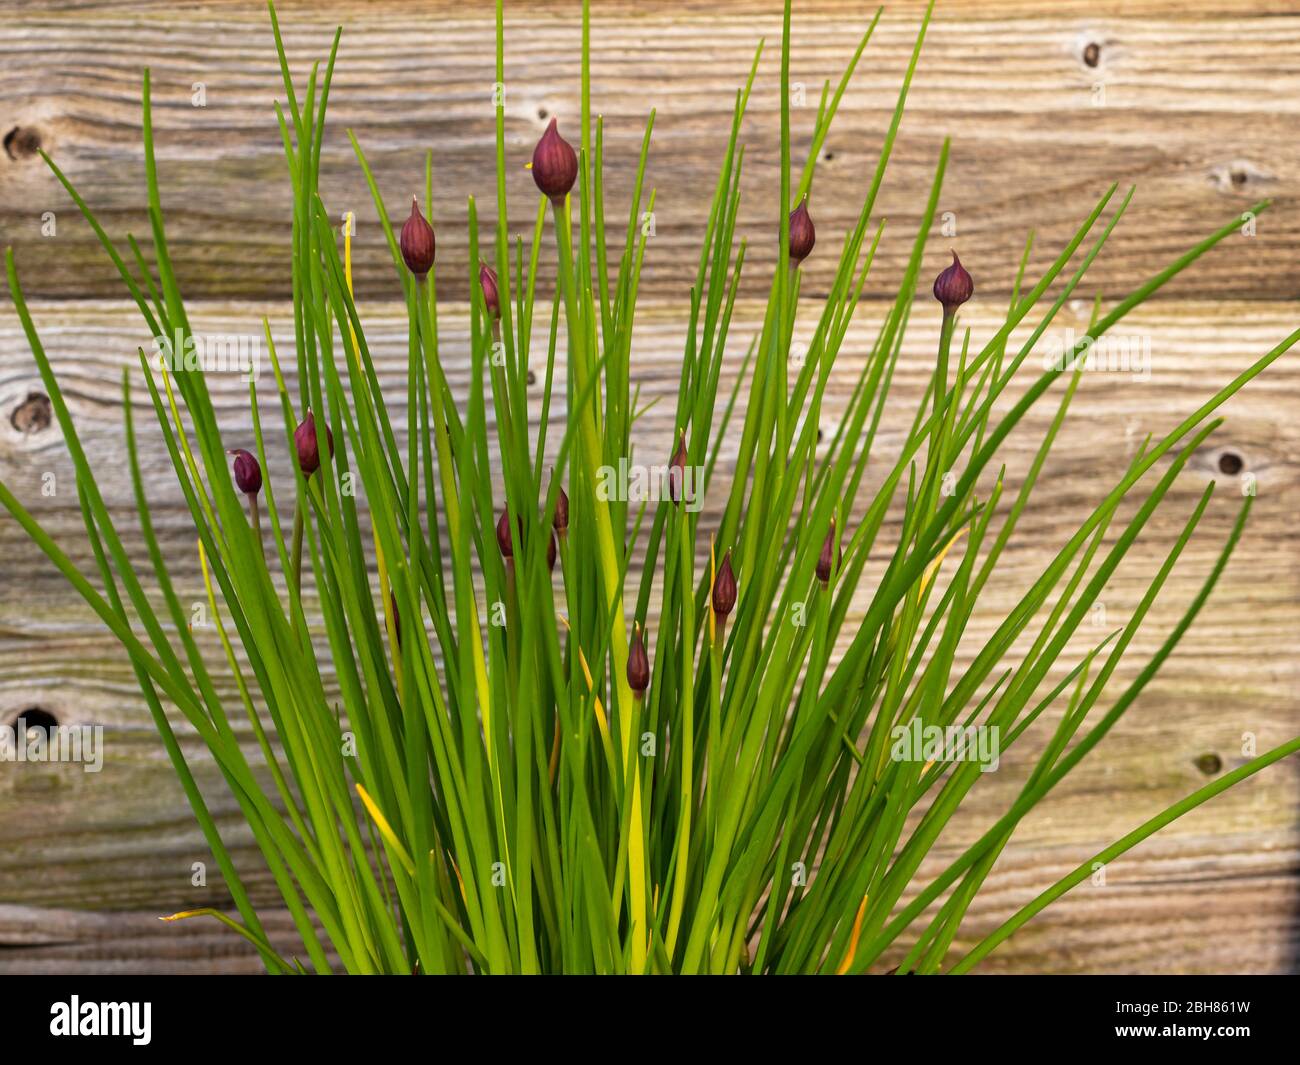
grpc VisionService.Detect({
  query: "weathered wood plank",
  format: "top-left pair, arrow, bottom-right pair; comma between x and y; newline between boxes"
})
1,297 -> 1297,971
0,0 -> 1295,300
1,833 -> 1296,974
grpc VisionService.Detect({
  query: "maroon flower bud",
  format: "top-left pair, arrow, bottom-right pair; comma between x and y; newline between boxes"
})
400,197 -> 436,279
712,550 -> 737,619
228,448 -> 262,497
816,519 -> 841,584
668,429 -> 688,506
787,198 -> 816,267
294,411 -> 333,477
479,261 -> 500,318
547,529 -> 557,571
627,624 -> 650,697
532,118 -> 578,206
553,484 -> 569,536
933,251 -> 973,316
496,509 -> 515,560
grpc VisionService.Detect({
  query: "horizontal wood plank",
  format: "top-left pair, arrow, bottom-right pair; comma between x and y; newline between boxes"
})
0,0 -> 1296,300
1,295 -> 1297,971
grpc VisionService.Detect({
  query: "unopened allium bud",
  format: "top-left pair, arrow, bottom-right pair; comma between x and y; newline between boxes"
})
400,197 -> 436,279
294,411 -> 333,477
627,624 -> 650,697
668,429 -> 688,506
547,529 -> 557,571
787,198 -> 816,267
553,484 -> 569,536
532,118 -> 578,205
933,251 -> 973,316
816,520 -> 841,584
228,448 -> 262,497
712,550 -> 737,619
496,509 -> 515,560
479,261 -> 500,318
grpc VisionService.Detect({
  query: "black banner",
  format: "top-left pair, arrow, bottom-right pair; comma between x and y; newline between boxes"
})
0,974 -> 1292,1052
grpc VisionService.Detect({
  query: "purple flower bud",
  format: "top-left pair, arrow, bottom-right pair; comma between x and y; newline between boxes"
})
400,197 -> 436,279
668,429 -> 688,506
787,198 -> 816,267
228,448 -> 262,497
532,118 -> 578,206
712,550 -> 737,619
553,484 -> 569,536
816,519 -> 840,584
496,509 -> 515,560
627,624 -> 650,697
933,251 -> 973,316
294,410 -> 333,477
389,591 -> 401,649
478,261 -> 500,319
546,529 -> 557,572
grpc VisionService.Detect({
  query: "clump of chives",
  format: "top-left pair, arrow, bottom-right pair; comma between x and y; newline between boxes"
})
2,0 -> 1292,981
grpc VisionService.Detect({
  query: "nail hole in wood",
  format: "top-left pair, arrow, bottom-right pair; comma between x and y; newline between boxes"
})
3,125 -> 42,160
11,707 -> 59,735
1217,450 -> 1243,476
1082,42 -> 1101,68
823,150 -> 835,163
1230,168 -> 1248,188
1194,752 -> 1222,776
537,107 -> 549,121
527,369 -> 537,386
11,391 -> 52,434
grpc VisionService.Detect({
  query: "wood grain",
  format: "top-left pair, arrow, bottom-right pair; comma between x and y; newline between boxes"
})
0,0 -> 1296,301
1,297 -> 1297,971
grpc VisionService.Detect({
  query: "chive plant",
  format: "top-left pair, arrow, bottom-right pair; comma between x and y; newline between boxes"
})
2,0 -> 1297,975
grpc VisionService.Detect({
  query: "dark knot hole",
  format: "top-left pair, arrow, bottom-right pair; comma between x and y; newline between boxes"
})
1217,451 -> 1244,476
3,125 -> 42,160
12,706 -> 59,736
